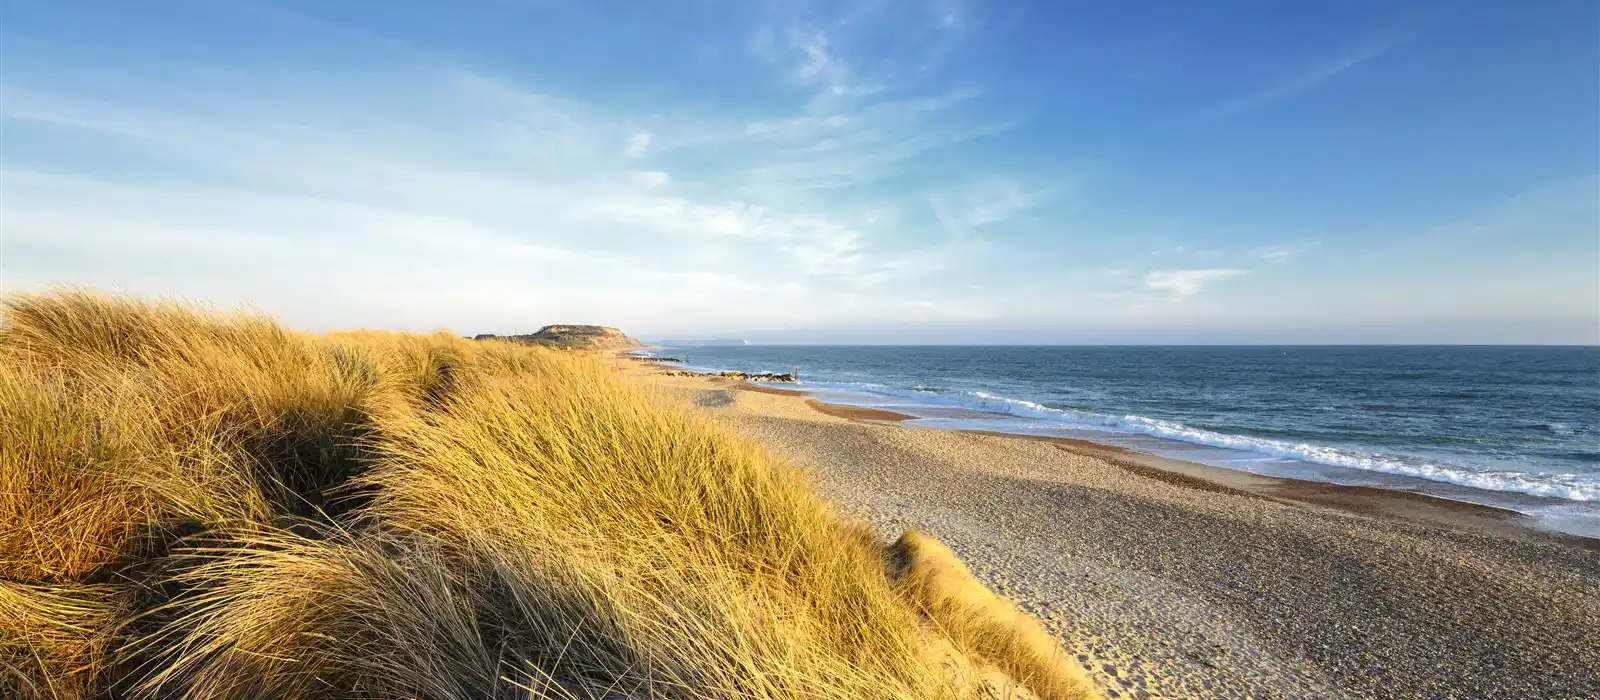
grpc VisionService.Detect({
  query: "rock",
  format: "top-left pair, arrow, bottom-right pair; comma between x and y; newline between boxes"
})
661,369 -> 796,383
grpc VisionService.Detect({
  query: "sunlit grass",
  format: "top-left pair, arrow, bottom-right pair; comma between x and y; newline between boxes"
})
0,290 -> 1097,699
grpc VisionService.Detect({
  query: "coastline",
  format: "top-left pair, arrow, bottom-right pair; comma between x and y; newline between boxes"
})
624,358 -> 1600,698
733,375 -> 1574,542
634,349 -> 1600,539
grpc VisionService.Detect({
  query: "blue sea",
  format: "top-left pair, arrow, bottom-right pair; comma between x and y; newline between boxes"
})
654,345 -> 1600,537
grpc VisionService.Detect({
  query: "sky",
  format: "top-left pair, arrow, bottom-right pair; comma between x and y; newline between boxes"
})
1,0 -> 1596,344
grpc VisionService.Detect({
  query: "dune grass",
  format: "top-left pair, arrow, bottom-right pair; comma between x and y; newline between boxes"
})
0,291 -> 1098,699
890,531 -> 1097,700
1,580 -> 128,700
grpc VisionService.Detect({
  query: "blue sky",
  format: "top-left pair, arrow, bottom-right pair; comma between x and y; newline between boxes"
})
2,0 -> 1596,343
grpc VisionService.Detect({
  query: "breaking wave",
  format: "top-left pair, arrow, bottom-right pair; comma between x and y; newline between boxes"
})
816,382 -> 1600,502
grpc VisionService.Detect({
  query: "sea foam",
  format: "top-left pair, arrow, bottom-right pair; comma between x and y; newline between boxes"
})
815,382 -> 1600,502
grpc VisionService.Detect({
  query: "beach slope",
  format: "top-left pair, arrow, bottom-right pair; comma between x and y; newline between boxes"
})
639,369 -> 1600,699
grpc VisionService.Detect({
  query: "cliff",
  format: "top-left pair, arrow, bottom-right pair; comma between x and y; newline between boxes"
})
475,324 -> 642,350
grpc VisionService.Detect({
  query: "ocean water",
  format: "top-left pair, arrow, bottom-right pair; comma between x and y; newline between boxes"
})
655,345 -> 1600,536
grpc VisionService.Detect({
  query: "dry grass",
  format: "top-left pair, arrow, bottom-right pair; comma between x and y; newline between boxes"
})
0,358 -> 267,582
1,580 -> 128,699
0,290 -> 1099,699
891,531 -> 1098,700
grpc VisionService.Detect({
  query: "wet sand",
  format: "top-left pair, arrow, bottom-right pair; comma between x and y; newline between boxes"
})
803,398 -> 915,422
635,367 -> 1600,699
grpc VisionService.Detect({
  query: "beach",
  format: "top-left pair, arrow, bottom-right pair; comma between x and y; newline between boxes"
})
637,366 -> 1600,699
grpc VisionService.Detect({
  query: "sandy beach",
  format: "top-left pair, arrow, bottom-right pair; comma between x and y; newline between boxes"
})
637,366 -> 1600,699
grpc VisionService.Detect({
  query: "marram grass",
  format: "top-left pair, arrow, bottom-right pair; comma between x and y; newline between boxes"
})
0,290 -> 1099,699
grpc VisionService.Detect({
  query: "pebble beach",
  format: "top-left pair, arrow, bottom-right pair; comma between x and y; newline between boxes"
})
639,367 -> 1600,699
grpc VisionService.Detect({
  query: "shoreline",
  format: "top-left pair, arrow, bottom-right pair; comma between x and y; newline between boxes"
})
641,355 -> 1597,540
624,358 -> 1600,697
722,375 -> 1592,545
965,428 -> 1600,551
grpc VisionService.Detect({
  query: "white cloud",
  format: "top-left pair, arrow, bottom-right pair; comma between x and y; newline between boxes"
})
627,170 -> 670,188
0,56 -> 982,329
1144,269 -> 1246,300
625,131 -> 652,157
0,0 -> 1048,337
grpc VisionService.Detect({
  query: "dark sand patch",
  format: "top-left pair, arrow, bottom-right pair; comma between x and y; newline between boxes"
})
806,399 -> 914,423
960,429 -> 1579,546
693,389 -> 736,408
734,382 -> 809,397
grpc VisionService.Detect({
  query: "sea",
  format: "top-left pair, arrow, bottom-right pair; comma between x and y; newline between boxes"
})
651,345 -> 1600,538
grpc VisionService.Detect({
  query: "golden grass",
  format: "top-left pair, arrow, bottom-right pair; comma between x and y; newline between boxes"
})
0,290 -> 1099,699
0,338 -> 267,581
891,531 -> 1098,700
1,580 -> 127,699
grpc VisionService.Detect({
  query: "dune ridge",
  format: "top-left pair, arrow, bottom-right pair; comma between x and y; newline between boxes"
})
0,291 -> 1096,699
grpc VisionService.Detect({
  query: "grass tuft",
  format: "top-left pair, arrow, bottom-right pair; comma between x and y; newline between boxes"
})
891,531 -> 1098,700
1,580 -> 128,700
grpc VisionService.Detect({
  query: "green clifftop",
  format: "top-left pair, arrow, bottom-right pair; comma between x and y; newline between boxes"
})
474,324 -> 642,349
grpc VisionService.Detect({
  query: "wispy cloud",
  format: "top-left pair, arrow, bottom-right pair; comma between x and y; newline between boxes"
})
732,0 -> 1013,191
1143,268 -> 1246,300
925,177 -> 1050,236
929,0 -> 970,31
1209,19 -> 1418,117
1421,174 -> 1600,242
728,92 -> 1012,191
0,0 -> 1034,334
1149,244 -> 1224,260
748,13 -> 879,109
1248,242 -> 1319,262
